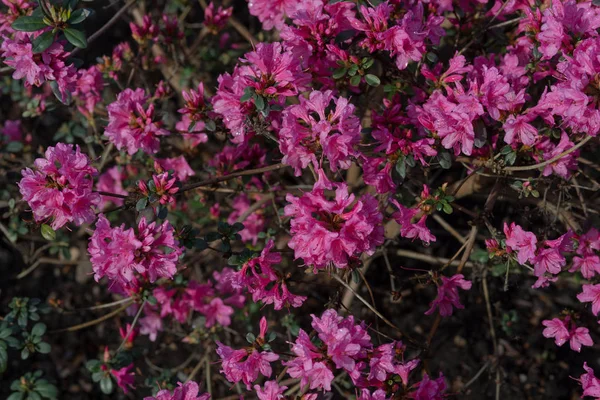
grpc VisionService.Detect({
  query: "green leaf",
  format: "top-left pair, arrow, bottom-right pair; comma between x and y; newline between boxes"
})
0,347 -> 7,374
49,81 -> 72,105
332,68 -> 347,79
240,87 -> 254,102
438,152 -> 452,169
40,224 -> 56,241
99,377 -> 114,394
364,74 -> 380,87
395,157 -> 406,179
36,382 -> 57,399
21,347 -> 30,360
505,151 -> 517,166
31,31 -> 54,53
68,8 -> 92,24
63,28 -> 87,49
147,295 -> 158,306
5,141 -> 24,153
31,323 -> 46,337
7,393 -> 24,400
205,120 -> 216,131
442,203 -> 453,214
349,74 -> 361,87
245,332 -> 256,343
136,197 -> 148,211
36,342 -> 51,354
254,95 -> 265,111
28,392 -> 42,400
12,16 -> 47,32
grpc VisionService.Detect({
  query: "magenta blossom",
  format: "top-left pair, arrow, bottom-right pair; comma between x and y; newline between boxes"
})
248,0 -> 299,31
18,143 -> 100,230
105,88 -> 170,155
97,166 -> 127,208
504,222 -> 538,265
88,214 -> 183,291
578,284 -> 600,317
279,90 -> 361,175
144,381 -> 210,400
579,363 -> 600,399
425,274 -> 472,317
254,381 -> 287,400
284,171 -> 384,270
542,316 -> 593,352
110,363 -> 135,393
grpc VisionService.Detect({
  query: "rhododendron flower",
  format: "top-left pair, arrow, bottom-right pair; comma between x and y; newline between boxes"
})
359,389 -> 389,400
231,240 -> 306,310
504,222 -> 537,265
254,381 -> 287,400
285,310 -> 371,391
503,114 -> 538,146
144,381 -> 210,400
284,172 -> 384,270
130,14 -> 159,43
18,143 -> 100,229
138,172 -> 179,206
542,316 -> 593,352
216,320 -> 279,389
139,311 -> 163,342
97,166 -> 128,208
1,33 -> 77,100
579,363 -> 600,399
425,274 -> 472,317
248,0 -> 299,31
578,284 -> 600,316
73,66 -> 104,118
279,90 -> 361,175
0,119 -> 22,142
156,156 -> 195,182
89,214 -> 183,290
213,42 -> 309,142
410,373 -> 446,400
390,199 -> 436,244
204,2 -> 232,33
111,363 -> 135,393
105,88 -> 170,155
227,194 -> 266,245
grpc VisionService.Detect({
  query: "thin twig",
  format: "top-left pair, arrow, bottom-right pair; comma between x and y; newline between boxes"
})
181,163 -> 288,193
116,299 -> 147,353
504,136 -> 593,172
51,301 -> 133,333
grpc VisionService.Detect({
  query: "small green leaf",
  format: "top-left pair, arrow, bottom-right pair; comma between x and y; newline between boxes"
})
21,347 -> 30,360
36,342 -> 51,354
99,377 -> 114,394
49,81 -> 72,105
7,393 -> 24,400
240,87 -> 254,102
349,74 -> 361,87
63,28 -> 87,49
68,8 -> 92,24
31,323 -> 46,337
5,141 -> 24,153
254,95 -> 265,111
205,120 -> 216,131
31,31 -> 54,53
40,224 -> 56,241
364,74 -> 380,87
12,16 -> 47,32
332,67 -> 347,79
245,332 -> 256,343
395,157 -> 406,179
136,197 -> 148,211
35,382 -> 57,399
147,295 -> 158,306
442,203 -> 453,214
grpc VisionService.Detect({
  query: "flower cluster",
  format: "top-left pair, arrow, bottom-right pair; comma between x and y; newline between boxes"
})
88,214 -> 183,291
18,143 -> 100,229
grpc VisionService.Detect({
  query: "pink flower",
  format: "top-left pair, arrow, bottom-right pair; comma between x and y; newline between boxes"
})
410,373 -> 446,400
88,214 -> 183,290
105,88 -> 170,155
503,114 -> 538,146
73,66 -> 104,118
390,199 -> 436,244
579,363 -> 600,399
537,132 -> 579,179
254,381 -> 287,400
232,240 -> 306,310
227,195 -> 266,245
110,363 -> 135,393
139,311 -> 163,342
130,14 -> 159,43
425,274 -> 472,317
578,284 -> 600,316
247,0 -> 299,31
504,222 -> 537,265
155,156 -> 195,182
18,143 -> 100,229
279,90 -> 361,175
199,297 -> 233,328
204,2 -> 232,33
144,381 -> 210,400
570,255 -> 600,279
284,172 -> 384,270
0,119 -> 22,142
97,166 -> 127,208
216,341 -> 279,389
543,316 -> 594,352
0,33 -> 77,100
